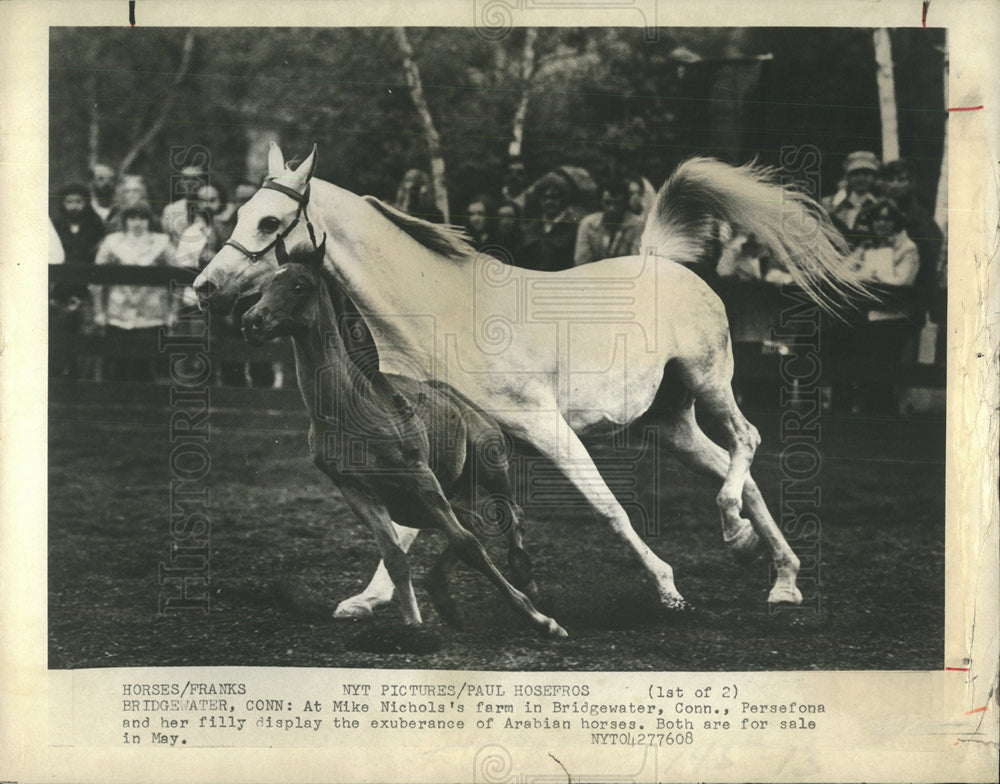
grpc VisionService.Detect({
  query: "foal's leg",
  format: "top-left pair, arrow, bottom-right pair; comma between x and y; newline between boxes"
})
450,492 -> 538,601
509,413 -> 691,611
333,523 -> 420,619
411,469 -> 566,638
662,405 -> 801,604
338,488 -> 422,625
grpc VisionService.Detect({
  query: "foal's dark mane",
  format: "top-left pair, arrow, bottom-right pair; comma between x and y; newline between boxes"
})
362,195 -> 475,261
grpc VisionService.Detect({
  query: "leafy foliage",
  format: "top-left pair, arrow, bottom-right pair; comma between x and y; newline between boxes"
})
49,27 -> 946,215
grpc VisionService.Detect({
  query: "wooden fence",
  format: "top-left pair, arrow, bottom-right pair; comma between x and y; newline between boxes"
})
48,264 -> 946,411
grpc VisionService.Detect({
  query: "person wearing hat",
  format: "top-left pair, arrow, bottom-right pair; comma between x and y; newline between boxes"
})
93,200 -> 174,382
822,151 -> 881,238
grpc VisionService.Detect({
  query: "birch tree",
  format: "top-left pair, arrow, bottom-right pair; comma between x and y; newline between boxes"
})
934,41 -> 948,230
872,28 -> 899,162
508,27 -> 538,159
393,27 -> 449,222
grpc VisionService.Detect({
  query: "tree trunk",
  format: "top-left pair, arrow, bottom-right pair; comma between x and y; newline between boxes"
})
118,29 -> 195,174
87,74 -> 100,170
508,27 -> 538,159
934,40 -> 948,231
393,27 -> 449,223
872,28 -> 899,162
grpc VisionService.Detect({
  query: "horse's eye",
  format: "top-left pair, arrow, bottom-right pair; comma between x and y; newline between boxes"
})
293,282 -> 305,292
258,217 -> 280,234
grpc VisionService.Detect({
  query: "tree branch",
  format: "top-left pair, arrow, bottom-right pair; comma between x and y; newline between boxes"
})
118,29 -> 196,174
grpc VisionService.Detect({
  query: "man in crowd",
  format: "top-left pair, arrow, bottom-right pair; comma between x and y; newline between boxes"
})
573,178 -> 644,266
821,151 -> 880,240
88,163 -> 116,225
50,182 -> 106,377
518,174 -> 578,271
53,182 -> 106,266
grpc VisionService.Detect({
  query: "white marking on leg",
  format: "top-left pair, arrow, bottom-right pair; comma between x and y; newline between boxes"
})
339,489 -> 422,625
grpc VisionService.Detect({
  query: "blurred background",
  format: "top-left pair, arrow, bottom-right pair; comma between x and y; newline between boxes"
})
50,27 -> 946,221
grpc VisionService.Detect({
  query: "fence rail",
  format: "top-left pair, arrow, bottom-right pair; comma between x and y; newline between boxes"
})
49,264 -> 946,409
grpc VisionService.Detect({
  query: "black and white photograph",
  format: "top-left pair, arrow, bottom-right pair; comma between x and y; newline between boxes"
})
2,1 -> 997,782
46,22 -> 948,671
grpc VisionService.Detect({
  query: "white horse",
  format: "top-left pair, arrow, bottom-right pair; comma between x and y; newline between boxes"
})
195,144 -> 867,619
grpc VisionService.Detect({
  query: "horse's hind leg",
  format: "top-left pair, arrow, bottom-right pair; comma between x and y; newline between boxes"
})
451,492 -> 538,601
425,545 -> 460,625
413,470 -> 566,638
662,404 -> 801,605
463,420 -> 538,598
474,477 -> 538,600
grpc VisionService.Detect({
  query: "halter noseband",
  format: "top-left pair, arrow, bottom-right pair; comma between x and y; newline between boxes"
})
223,179 -> 326,263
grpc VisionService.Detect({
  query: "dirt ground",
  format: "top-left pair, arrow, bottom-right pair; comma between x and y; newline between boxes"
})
48,396 -> 944,671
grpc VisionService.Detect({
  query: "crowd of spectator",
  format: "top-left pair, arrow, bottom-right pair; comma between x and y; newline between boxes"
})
50,149 -> 946,414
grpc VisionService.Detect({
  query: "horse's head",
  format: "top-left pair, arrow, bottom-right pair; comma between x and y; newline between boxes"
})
241,236 -> 327,345
194,142 -> 320,314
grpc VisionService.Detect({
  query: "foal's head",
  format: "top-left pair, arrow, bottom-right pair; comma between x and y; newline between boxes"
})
241,239 -> 327,344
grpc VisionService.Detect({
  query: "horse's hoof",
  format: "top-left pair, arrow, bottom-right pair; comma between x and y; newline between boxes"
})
661,596 -> 696,614
333,597 -> 378,620
767,585 -> 803,605
725,519 -> 763,564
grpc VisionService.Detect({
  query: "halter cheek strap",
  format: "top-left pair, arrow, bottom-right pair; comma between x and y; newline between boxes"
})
223,180 -> 326,263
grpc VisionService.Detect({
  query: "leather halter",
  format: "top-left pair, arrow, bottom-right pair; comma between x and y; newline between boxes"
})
223,179 -> 325,263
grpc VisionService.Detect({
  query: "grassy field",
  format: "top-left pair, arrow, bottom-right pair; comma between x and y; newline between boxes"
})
49,393 -> 944,671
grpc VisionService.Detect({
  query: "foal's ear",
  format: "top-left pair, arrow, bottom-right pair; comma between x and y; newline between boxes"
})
307,235 -> 326,267
267,142 -> 286,179
291,145 -> 318,189
275,235 -> 290,266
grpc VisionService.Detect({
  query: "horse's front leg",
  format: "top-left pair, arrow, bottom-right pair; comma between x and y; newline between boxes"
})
508,411 -> 692,612
333,522 -> 420,619
338,487 -> 422,625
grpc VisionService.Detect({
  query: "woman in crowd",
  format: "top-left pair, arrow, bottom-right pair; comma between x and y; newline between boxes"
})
93,201 -> 173,382
464,194 -> 497,252
842,198 -> 920,414
494,200 -> 524,266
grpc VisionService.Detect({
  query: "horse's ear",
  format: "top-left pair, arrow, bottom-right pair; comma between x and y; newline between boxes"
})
267,142 -> 286,179
291,144 -> 318,189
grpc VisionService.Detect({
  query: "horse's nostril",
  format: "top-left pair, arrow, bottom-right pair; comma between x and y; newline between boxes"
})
195,279 -> 217,298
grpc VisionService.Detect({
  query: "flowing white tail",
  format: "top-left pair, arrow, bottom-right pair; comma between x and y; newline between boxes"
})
640,157 -> 869,310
